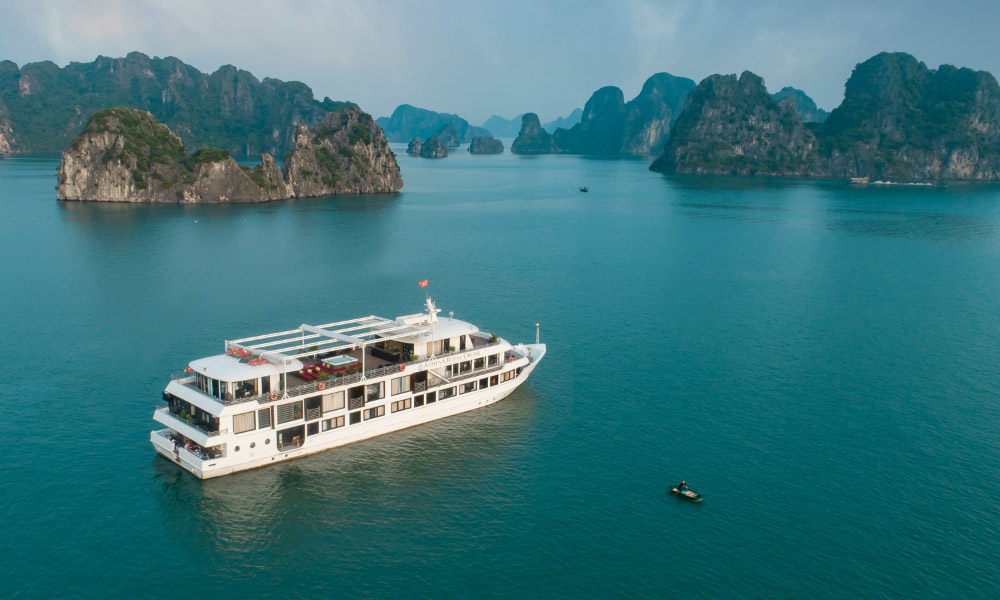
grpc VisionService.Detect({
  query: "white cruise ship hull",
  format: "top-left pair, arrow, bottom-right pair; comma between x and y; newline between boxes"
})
152,343 -> 545,479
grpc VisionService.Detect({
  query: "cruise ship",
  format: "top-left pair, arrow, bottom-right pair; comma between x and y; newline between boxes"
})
150,298 -> 546,478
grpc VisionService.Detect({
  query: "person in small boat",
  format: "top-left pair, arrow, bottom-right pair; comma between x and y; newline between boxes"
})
677,480 -> 687,492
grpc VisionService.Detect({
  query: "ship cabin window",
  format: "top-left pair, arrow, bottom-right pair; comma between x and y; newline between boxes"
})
474,357 -> 485,370
501,371 -> 513,383
277,425 -> 304,451
276,401 -> 303,425
233,411 -> 256,434
426,391 -> 437,404
305,396 -> 322,421
261,376 -> 271,395
307,422 -> 319,436
234,379 -> 257,400
488,354 -> 499,367
440,387 -> 456,400
258,407 -> 272,429
459,361 -> 472,374
322,415 -> 345,431
349,385 -> 365,403
364,405 -> 385,420
461,381 -> 476,394
391,376 -> 411,395
391,398 -> 411,413
322,391 -> 345,413
516,367 -> 523,376
431,340 -> 445,355
489,375 -> 498,386
459,335 -> 467,351
413,395 -> 424,407
366,382 -> 384,402
349,411 -> 361,425
479,378 -> 489,389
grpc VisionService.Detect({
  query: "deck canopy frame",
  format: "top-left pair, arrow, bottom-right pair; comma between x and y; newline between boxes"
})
226,315 -> 431,365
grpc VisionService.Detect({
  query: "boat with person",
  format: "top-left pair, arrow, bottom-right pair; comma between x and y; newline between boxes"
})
151,297 -> 546,478
579,185 -> 589,192
670,481 -> 703,502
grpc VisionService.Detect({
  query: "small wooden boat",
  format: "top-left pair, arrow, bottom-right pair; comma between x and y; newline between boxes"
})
579,186 -> 589,192
670,486 -> 703,503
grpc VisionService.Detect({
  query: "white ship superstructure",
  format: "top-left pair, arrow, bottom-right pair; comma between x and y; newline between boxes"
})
150,298 -> 545,479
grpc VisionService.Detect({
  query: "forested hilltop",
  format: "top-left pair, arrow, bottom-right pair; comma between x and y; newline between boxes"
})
651,52 -> 1000,180
0,52 -> 355,156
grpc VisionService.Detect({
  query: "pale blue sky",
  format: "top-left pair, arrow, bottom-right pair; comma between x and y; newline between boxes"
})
1,0 -> 997,124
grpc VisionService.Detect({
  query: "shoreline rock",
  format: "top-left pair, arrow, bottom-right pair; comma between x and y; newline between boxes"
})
57,106 -> 402,202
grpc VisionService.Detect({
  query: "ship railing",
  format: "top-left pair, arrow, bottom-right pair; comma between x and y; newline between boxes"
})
155,405 -> 228,436
176,338 -> 506,407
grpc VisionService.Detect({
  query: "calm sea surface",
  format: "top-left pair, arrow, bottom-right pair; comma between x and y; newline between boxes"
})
2,146 -> 999,599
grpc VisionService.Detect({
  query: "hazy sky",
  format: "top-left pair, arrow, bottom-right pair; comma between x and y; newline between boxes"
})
2,0 -> 998,124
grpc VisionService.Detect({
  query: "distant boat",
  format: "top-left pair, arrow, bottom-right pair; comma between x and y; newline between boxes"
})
579,186 -> 589,192
849,177 -> 869,184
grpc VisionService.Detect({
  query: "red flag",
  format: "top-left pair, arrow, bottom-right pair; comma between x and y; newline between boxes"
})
418,279 -> 428,288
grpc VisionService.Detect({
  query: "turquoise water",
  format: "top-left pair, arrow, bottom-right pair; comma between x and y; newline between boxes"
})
2,147 -> 999,598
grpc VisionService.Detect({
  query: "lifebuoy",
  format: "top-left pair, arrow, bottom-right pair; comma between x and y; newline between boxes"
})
318,381 -> 326,390
270,392 -> 278,401
400,364 -> 406,372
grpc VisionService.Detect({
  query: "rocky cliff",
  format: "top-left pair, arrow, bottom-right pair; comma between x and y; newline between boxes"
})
58,106 -> 401,202
814,52 -> 1000,180
469,136 -> 504,154
650,71 -> 816,175
772,87 -> 829,123
375,104 -> 488,144
553,86 -> 627,155
407,137 -> 423,155
518,73 -> 693,156
511,113 -> 558,154
57,107 -> 290,202
283,108 -> 403,196
622,73 -> 696,155
418,137 -> 447,158
431,123 -> 462,147
0,53 -> 356,156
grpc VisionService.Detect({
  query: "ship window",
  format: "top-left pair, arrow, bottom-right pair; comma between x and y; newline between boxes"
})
322,415 -> 345,431
366,382 -> 384,402
262,376 -> 270,395
364,405 -> 385,420
391,398 -> 411,413
474,357 -> 485,370
305,396 -> 322,421
322,390 -> 345,413
414,395 -> 424,407
212,379 -> 222,399
235,379 -> 256,400
258,407 -> 272,429
349,411 -> 361,425
307,422 -> 319,436
488,354 -> 499,367
480,378 -> 489,389
501,371 -> 513,383
233,411 -> 256,434
516,367 -> 523,376
440,387 -> 456,400
461,381 -> 476,394
490,375 -> 498,386
276,401 -> 302,425
459,361 -> 472,374
426,391 -> 436,404
391,376 -> 411,395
